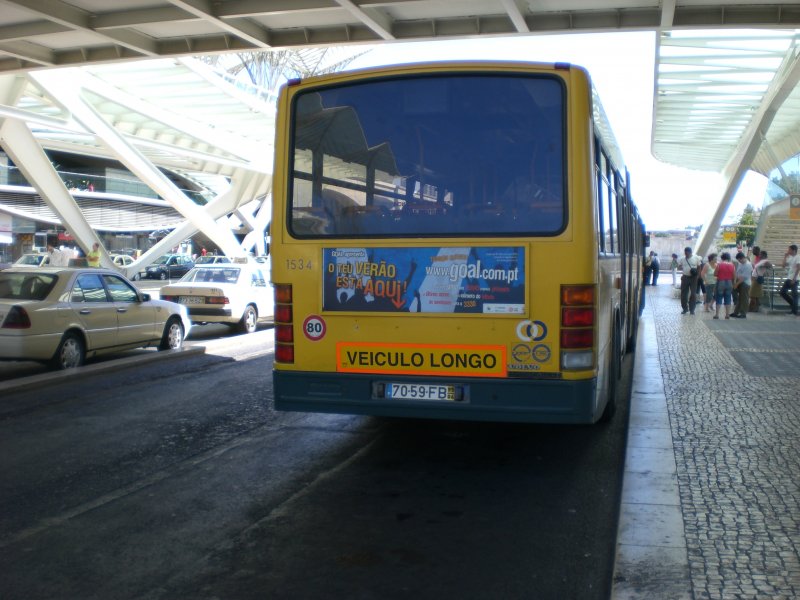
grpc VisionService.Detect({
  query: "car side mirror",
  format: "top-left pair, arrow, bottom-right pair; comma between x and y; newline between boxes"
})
141,292 -> 151,302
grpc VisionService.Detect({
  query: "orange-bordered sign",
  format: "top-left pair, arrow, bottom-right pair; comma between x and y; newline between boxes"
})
336,341 -> 507,377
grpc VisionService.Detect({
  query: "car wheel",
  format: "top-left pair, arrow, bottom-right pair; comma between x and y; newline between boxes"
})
159,271 -> 168,281
52,332 -> 85,370
131,273 -> 140,281
239,305 -> 258,334
159,318 -> 184,350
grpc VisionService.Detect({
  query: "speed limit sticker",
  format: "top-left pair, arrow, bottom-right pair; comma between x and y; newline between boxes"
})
302,315 -> 327,341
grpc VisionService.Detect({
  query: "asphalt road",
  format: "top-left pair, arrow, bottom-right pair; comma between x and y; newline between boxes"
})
0,331 -> 632,600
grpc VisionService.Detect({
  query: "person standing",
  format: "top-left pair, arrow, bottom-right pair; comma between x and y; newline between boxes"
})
670,253 -> 679,287
678,246 -> 701,315
86,242 -> 102,268
643,253 -> 653,286
714,252 -> 736,319
650,252 -> 660,285
731,252 -> 752,318
46,244 -> 67,267
749,250 -> 772,313
700,253 -> 718,313
779,244 -> 800,315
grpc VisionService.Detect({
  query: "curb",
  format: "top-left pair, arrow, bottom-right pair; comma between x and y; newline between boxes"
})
0,345 -> 206,396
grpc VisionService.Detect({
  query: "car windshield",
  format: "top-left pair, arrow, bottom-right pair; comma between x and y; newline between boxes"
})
15,255 -> 43,265
181,267 -> 241,284
152,256 -> 170,265
0,272 -> 58,300
195,256 -> 225,264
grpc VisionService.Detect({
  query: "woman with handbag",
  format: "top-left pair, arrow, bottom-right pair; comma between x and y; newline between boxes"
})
701,253 -> 718,313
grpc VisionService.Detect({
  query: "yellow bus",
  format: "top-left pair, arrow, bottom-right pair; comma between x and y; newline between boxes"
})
271,61 -> 645,424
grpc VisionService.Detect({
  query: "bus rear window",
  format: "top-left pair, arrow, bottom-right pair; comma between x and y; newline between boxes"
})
288,73 -> 565,238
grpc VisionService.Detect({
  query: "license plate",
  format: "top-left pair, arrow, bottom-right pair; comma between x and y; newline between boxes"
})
179,296 -> 204,304
385,383 -> 456,401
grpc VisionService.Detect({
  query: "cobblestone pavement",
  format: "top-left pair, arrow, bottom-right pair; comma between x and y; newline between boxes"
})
648,285 -> 800,599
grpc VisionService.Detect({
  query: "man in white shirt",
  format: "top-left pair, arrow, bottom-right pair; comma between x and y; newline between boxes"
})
780,244 -> 799,315
678,246 -> 701,315
46,244 -> 67,267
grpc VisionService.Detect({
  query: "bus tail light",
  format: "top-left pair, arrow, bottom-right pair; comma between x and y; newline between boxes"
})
274,283 -> 294,364
560,285 -> 596,370
562,307 -> 594,327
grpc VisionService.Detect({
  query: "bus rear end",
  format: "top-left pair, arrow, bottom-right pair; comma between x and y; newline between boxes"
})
271,62 -> 615,424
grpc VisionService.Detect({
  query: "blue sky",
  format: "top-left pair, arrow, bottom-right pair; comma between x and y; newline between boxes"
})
347,32 -> 766,231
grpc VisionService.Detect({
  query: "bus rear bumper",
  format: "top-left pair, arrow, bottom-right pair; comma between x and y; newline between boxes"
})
273,371 -> 602,425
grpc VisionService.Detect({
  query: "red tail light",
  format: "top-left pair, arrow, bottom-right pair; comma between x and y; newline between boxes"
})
562,307 -> 594,327
275,344 -> 295,363
274,304 -> 293,323
274,284 -> 294,364
2,306 -> 31,329
275,323 -> 294,343
207,296 -> 229,305
560,285 -> 596,368
561,328 -> 594,348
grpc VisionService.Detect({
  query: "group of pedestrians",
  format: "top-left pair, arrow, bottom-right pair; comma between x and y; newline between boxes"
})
47,241 -> 103,267
669,243 -> 800,317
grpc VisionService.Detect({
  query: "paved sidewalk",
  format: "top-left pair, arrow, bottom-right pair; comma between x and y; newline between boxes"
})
613,283 -> 800,600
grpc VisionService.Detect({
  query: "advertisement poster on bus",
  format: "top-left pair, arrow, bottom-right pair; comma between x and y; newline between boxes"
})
322,246 -> 525,313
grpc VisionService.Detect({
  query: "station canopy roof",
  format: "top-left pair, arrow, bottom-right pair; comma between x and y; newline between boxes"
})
653,28 -> 800,176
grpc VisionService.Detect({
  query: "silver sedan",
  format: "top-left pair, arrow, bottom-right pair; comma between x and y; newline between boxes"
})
0,267 -> 192,369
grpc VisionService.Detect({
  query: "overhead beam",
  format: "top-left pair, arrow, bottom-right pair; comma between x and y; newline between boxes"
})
333,0 -> 394,40
660,0 -> 676,28
165,0 -> 271,48
501,0 -> 529,33
0,0 -> 159,58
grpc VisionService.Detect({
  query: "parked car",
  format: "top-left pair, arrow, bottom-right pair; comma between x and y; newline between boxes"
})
143,254 -> 194,280
194,255 -> 230,265
160,258 -> 273,333
0,267 -> 191,369
13,253 -> 50,267
111,254 -> 134,268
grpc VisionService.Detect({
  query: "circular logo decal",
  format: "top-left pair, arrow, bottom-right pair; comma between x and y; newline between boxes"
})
302,315 -> 326,341
516,320 -> 547,342
512,343 -> 532,363
531,344 -> 551,363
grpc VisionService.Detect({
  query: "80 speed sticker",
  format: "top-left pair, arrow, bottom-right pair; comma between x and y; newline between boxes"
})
302,315 -> 327,341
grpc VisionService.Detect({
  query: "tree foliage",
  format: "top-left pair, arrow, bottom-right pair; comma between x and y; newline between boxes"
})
735,204 -> 758,246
